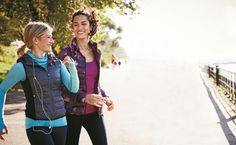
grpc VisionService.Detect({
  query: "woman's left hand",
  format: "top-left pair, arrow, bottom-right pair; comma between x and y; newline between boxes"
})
105,97 -> 114,111
63,56 -> 74,65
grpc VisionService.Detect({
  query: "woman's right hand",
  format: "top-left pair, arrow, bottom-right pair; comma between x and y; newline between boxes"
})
84,94 -> 106,107
0,126 -> 8,141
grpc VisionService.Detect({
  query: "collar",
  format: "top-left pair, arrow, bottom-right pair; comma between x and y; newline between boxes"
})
69,37 -> 98,51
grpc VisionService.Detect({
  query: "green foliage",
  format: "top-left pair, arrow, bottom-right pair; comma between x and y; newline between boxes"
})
0,44 -> 17,81
0,44 -> 17,64
101,51 -> 113,67
0,62 -> 11,77
0,0 -> 137,66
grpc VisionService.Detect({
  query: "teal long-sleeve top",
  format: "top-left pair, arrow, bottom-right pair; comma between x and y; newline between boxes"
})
0,51 -> 79,132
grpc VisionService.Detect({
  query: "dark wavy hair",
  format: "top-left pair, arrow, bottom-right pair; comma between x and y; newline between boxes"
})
72,8 -> 99,38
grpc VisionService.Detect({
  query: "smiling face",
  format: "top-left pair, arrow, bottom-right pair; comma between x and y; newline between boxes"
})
23,22 -> 54,56
34,30 -> 54,53
72,15 -> 91,40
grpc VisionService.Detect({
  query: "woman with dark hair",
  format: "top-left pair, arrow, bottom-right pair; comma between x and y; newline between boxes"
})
58,8 -> 114,145
0,21 -> 79,145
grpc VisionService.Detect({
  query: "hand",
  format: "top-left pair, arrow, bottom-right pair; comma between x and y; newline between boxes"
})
0,126 -> 8,141
63,56 -> 74,65
105,97 -> 114,111
84,94 -> 106,107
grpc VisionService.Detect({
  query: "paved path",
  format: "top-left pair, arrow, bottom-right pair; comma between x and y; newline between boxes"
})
1,59 -> 236,145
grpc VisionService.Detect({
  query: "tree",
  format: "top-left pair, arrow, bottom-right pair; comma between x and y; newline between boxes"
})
0,0 -> 137,52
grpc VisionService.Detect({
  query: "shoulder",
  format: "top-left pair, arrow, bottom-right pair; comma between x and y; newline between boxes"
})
17,53 -> 30,63
89,40 -> 101,55
58,45 -> 71,60
48,52 -> 60,62
10,62 -> 25,76
17,53 -> 32,67
12,62 -> 24,71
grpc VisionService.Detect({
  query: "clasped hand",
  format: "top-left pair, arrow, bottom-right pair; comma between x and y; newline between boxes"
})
63,56 -> 74,65
84,94 -> 114,111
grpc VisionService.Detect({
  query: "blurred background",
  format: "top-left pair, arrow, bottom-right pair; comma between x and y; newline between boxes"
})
0,0 -> 136,81
115,0 -> 236,63
1,0 -> 236,145
2,0 -> 236,73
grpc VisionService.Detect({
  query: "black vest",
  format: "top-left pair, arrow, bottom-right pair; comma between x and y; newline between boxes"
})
17,53 -> 65,120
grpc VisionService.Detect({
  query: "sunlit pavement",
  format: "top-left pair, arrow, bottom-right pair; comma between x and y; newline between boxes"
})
1,59 -> 236,145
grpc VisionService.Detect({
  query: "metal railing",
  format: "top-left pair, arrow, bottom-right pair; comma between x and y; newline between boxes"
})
208,65 -> 236,104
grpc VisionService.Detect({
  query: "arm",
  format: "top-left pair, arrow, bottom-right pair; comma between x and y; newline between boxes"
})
97,49 -> 114,110
60,60 -> 79,93
83,48 -> 114,109
0,63 -> 26,139
98,84 -> 114,111
58,47 -> 107,107
58,48 -> 83,102
82,84 -> 114,110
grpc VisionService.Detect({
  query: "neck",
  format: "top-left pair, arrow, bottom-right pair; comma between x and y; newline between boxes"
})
31,49 -> 46,58
76,38 -> 89,51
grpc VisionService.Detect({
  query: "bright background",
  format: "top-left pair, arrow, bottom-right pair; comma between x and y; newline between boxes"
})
110,0 -> 236,62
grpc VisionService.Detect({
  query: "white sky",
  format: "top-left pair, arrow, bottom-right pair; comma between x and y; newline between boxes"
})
109,0 -> 236,62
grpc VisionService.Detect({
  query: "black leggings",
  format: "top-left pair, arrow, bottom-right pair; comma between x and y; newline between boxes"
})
26,126 -> 67,145
66,112 -> 108,145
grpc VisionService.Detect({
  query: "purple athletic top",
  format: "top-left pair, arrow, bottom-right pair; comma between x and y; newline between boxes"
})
85,60 -> 98,114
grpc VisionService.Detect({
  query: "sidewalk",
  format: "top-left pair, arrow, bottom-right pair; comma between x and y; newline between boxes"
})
201,71 -> 236,141
1,60 -> 236,145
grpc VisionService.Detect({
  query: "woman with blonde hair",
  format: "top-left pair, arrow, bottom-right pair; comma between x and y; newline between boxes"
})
0,21 -> 79,145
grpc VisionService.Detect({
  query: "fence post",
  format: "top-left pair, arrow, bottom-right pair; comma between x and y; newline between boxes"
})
208,66 -> 210,78
216,65 -> 219,86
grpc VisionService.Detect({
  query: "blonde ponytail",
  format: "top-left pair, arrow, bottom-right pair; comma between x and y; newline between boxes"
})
17,44 -> 27,58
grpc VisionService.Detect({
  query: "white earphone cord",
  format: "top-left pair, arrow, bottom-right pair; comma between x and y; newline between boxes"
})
32,61 -> 53,134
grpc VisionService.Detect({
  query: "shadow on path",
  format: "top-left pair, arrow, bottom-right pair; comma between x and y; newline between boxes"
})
5,90 -> 25,115
201,75 -> 236,145
6,90 -> 25,105
4,108 -> 25,115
